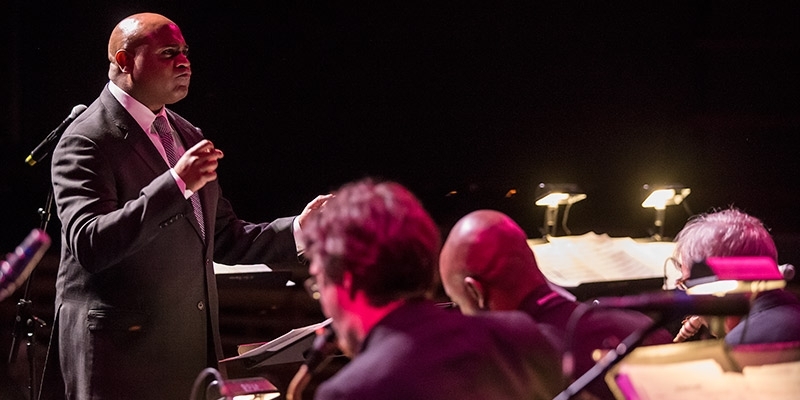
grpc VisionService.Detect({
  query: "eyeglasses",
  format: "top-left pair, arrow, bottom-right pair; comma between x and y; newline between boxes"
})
663,256 -> 688,291
664,256 -> 682,272
304,276 -> 321,301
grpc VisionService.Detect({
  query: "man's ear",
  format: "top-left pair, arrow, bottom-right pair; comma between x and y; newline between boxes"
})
114,50 -> 132,73
464,276 -> 486,310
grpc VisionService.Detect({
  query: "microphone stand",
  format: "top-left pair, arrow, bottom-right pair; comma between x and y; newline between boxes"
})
8,174 -> 55,400
553,313 -> 673,400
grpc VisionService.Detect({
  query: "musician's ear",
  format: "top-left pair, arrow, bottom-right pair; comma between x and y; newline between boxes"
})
464,276 -> 486,310
115,50 -> 132,73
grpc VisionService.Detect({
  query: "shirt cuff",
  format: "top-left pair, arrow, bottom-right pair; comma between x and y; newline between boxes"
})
293,217 -> 304,254
169,168 -> 192,199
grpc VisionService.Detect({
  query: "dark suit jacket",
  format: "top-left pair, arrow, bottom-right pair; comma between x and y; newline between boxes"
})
313,300 -> 564,400
519,286 -> 674,399
48,86 -> 299,399
725,289 -> 800,345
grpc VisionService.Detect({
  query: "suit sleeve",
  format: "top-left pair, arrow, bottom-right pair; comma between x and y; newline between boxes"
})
51,131 -> 187,273
210,184 -> 300,266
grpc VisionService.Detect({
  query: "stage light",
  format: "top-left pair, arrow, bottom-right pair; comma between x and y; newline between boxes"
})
534,183 -> 586,238
641,184 -> 691,240
685,256 -> 787,296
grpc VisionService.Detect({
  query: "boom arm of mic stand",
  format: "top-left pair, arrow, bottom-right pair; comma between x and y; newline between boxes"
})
553,313 -> 671,400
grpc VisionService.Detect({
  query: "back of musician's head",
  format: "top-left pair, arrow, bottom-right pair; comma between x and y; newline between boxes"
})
674,207 -> 778,268
440,210 -> 549,312
304,178 -> 441,306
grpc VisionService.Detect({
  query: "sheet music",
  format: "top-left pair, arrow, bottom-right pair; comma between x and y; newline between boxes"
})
222,318 -> 332,360
213,262 -> 273,274
528,232 -> 676,288
617,359 -> 800,400
740,361 -> 800,397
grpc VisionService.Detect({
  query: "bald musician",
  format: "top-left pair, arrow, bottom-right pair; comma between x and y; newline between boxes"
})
440,210 -> 673,399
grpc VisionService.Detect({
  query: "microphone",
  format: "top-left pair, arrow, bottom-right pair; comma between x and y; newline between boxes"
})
304,325 -> 338,374
1,229 -> 51,302
25,104 -> 88,166
287,324 -> 337,400
592,290 -> 750,316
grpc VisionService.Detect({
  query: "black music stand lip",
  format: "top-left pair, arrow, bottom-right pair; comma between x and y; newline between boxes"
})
567,277 -> 666,302
215,270 -> 294,290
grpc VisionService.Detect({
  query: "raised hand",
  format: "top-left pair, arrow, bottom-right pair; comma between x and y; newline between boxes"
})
174,139 -> 224,192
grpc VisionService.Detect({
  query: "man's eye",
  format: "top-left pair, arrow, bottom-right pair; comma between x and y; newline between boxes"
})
162,48 -> 188,58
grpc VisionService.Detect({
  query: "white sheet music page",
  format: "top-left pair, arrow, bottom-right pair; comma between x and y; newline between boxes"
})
528,232 -> 676,288
618,359 -> 741,400
213,263 -> 273,274
617,359 -> 800,400
740,361 -> 800,398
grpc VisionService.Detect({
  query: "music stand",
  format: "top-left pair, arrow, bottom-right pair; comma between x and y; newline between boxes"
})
606,339 -> 800,399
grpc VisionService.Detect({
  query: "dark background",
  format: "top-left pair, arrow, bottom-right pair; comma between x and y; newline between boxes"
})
3,1 -> 799,250
1,1 -> 799,397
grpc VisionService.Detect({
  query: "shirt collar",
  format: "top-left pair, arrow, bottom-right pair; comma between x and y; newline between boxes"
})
108,81 -> 167,134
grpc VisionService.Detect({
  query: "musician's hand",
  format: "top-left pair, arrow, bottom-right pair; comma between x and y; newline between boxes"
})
673,315 -> 707,342
174,139 -> 224,192
297,194 -> 334,229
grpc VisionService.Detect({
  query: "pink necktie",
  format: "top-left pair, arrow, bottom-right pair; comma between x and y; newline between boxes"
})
153,116 -> 206,241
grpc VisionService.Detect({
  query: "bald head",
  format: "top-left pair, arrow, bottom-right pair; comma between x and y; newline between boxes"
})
108,13 -> 175,63
440,210 -> 548,313
106,13 -> 191,111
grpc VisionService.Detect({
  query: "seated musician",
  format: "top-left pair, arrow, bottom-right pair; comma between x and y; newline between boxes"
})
300,178 -> 564,399
439,209 -> 673,400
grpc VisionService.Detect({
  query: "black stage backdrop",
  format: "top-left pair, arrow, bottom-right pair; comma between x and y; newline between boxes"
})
2,2 -> 799,397
2,1 -> 799,252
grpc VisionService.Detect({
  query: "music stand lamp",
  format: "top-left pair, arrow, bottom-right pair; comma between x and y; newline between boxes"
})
192,368 -> 281,400
534,183 -> 586,238
641,184 -> 690,241
682,256 -> 787,340
684,256 -> 786,296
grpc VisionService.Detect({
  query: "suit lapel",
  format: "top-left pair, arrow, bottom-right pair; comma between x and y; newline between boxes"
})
100,89 -> 170,176
102,88 -> 208,243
